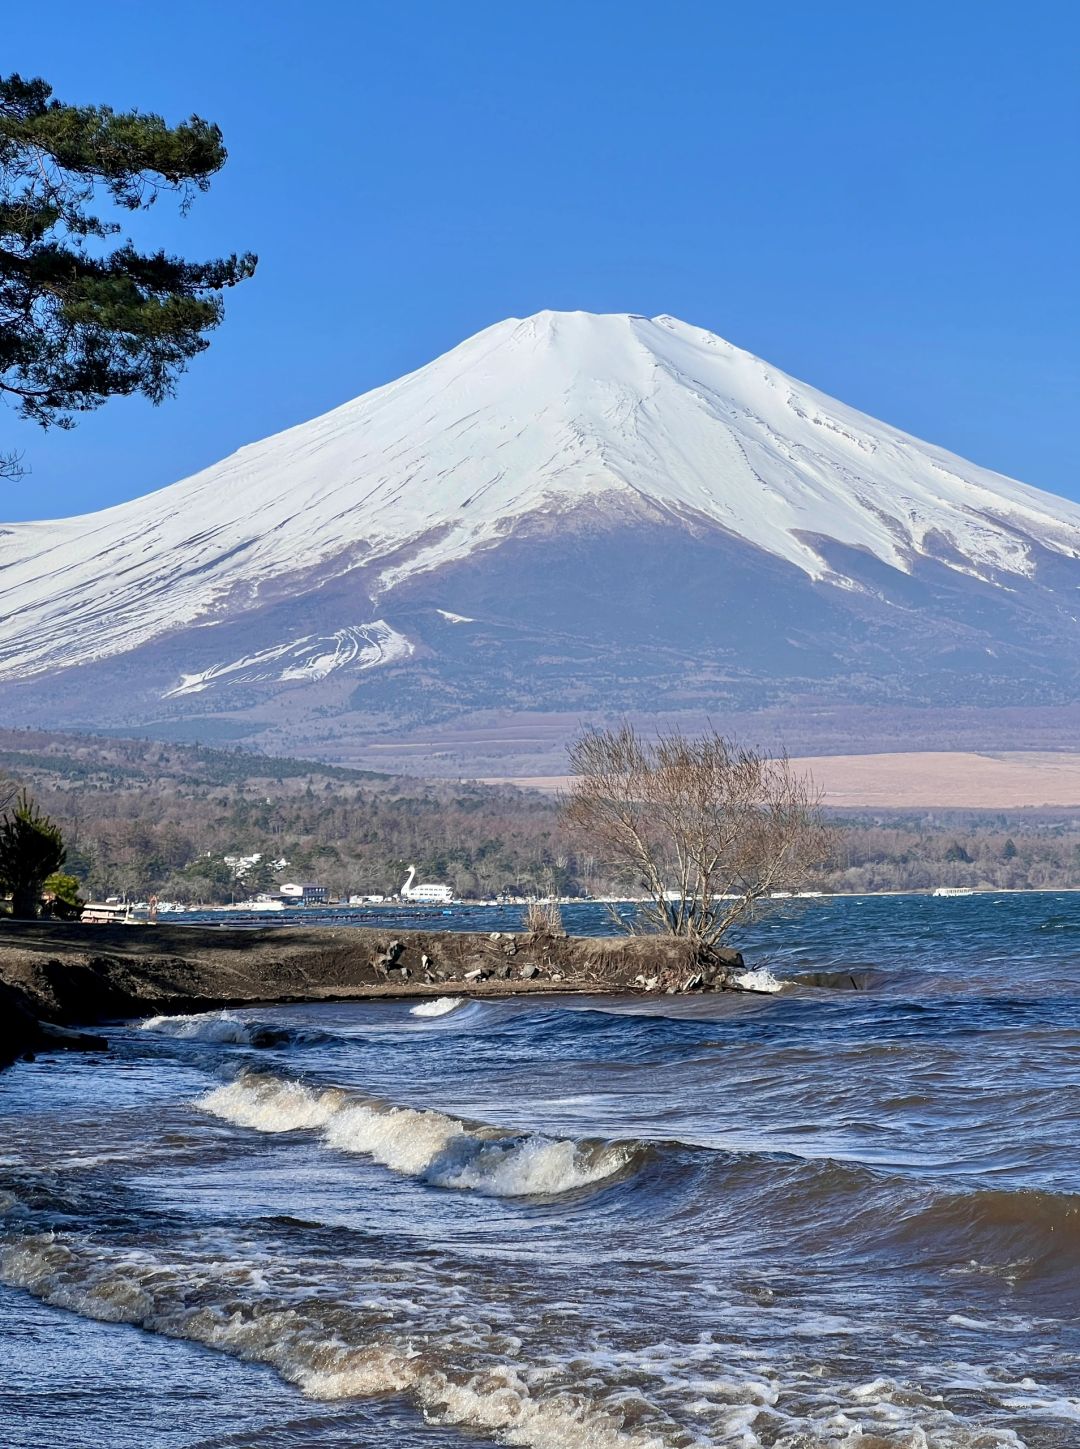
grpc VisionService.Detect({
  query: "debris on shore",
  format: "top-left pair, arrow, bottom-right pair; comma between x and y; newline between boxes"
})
0,921 -> 756,1066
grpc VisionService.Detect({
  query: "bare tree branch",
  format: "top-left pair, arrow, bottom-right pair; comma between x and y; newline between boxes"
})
0,448 -> 25,481
560,724 -> 836,948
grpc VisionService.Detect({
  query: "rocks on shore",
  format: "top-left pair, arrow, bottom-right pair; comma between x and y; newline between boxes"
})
0,921 -> 760,1071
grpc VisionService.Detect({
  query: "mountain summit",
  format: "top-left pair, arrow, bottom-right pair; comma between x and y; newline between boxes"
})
3,311 -> 1079,765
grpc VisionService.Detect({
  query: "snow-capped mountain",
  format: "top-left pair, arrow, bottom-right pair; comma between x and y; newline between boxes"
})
2,310 -> 1078,763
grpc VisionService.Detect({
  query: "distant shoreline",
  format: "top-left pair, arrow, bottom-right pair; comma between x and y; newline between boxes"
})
139,884 -> 1080,919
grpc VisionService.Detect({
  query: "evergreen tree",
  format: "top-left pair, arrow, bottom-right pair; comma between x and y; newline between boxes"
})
0,73 -> 256,478
0,789 -> 66,917
42,870 -> 83,918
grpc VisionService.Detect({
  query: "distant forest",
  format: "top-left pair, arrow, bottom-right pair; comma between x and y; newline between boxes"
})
3,728 -> 1080,902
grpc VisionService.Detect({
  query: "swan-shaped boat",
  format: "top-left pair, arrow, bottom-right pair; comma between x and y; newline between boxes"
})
400,865 -> 454,904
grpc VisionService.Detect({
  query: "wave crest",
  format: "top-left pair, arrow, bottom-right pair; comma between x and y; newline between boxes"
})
141,1011 -> 255,1044
198,1074 -> 640,1197
733,969 -> 785,994
139,1011 -> 299,1048
1,1235 -> 678,1449
410,996 -> 466,1018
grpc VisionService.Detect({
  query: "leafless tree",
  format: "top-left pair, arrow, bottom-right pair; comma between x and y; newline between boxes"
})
561,724 -> 834,946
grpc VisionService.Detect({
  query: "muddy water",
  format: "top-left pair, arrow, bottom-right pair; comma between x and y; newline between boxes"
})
1,894 -> 1077,1447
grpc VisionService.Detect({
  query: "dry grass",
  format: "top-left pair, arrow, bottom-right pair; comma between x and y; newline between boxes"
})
525,900 -> 565,937
489,752 -> 1080,811
791,752 -> 1080,809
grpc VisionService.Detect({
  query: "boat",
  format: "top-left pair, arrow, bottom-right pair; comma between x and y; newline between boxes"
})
81,901 -> 143,924
400,866 -> 454,904
932,886 -> 975,897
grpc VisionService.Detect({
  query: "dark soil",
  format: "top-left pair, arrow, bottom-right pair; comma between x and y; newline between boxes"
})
0,920 -> 742,1067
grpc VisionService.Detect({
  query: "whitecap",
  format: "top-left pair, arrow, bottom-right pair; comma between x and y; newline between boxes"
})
2,1233 -> 1043,1449
733,969 -> 785,994
139,1011 -> 255,1044
423,1132 -> 636,1197
409,996 -> 466,1017
0,1236 -> 677,1448
197,1075 -> 638,1197
199,1076 -> 343,1133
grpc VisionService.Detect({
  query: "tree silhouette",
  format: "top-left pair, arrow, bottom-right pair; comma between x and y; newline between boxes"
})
0,789 -> 66,917
0,72 -> 256,479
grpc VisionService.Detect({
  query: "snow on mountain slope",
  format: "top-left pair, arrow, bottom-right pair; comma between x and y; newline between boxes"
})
163,621 -> 413,697
2,309 -> 1079,683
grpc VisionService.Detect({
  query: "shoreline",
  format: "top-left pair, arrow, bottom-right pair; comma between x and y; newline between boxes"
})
142,884 -> 1080,919
0,919 -> 739,1068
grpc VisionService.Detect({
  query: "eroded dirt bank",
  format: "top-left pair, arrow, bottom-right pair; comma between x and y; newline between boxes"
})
0,920 -> 742,1066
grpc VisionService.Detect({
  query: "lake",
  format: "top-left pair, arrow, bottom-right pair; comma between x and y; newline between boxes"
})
1,893 -> 1076,1447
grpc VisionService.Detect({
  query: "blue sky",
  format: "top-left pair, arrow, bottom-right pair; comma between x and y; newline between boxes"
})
4,0 -> 1078,519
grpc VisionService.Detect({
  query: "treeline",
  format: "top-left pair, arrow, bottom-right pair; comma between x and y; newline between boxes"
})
827,814 -> 1080,893
0,729 -> 571,901
2,728 -> 1080,901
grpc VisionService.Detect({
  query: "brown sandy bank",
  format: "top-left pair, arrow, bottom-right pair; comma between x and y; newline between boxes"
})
0,920 -> 741,1067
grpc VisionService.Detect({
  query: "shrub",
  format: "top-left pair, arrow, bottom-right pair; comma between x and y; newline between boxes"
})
525,900 -> 565,937
42,872 -> 83,919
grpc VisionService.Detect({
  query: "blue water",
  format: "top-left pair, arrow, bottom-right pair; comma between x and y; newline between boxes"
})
1,893 -> 1077,1447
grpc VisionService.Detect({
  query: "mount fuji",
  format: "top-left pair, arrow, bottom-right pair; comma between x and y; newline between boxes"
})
2,310 -> 1079,768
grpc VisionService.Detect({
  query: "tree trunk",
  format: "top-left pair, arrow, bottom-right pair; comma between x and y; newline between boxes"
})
10,884 -> 40,919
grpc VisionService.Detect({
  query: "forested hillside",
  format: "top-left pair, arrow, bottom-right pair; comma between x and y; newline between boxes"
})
2,729 -> 1080,901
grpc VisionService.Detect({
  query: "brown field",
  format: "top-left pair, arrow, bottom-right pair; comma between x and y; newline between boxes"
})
325,707 -> 1080,781
487,752 -> 1080,810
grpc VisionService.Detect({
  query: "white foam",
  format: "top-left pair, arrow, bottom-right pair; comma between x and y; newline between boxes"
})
199,1076 -> 343,1133
733,969 -> 785,994
197,1075 -> 636,1197
414,1364 -> 675,1449
424,1132 -> 634,1197
410,996 -> 466,1017
0,1236 -> 676,1449
0,1234 -> 1045,1449
140,1011 -> 255,1043
325,1100 -> 465,1176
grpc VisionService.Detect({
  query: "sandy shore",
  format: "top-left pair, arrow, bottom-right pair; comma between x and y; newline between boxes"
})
0,919 -> 733,1067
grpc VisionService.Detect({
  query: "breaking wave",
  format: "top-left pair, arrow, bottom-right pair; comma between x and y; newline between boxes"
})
0,1235 -> 678,1449
0,1231 -> 1039,1449
141,1011 -> 258,1044
409,996 -> 466,1017
198,1074 -> 642,1197
733,968 -> 785,994
139,1011 -> 303,1048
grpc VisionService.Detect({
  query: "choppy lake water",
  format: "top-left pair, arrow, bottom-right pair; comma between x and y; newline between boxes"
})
1,894 -> 1077,1447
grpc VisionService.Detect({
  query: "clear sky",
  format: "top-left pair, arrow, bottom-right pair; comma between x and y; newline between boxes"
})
4,0 -> 1078,520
